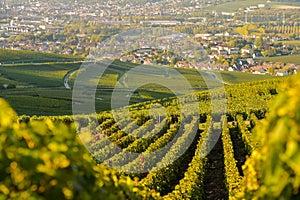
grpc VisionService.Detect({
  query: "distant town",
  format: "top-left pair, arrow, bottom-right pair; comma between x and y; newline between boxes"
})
0,0 -> 300,75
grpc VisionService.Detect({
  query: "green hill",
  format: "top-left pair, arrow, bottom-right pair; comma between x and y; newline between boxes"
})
0,58 -> 282,116
0,49 -> 83,64
0,49 -> 283,116
261,54 -> 300,65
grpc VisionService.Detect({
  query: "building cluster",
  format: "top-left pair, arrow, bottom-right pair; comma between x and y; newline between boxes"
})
0,0 -> 238,21
0,0 -> 243,55
118,31 -> 300,76
0,0 -> 299,75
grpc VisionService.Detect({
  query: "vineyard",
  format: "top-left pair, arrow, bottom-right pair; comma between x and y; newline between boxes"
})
0,58 -> 277,116
1,74 -> 300,199
0,49 -> 83,64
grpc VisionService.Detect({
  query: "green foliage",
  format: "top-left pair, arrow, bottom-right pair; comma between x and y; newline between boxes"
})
234,23 -> 264,36
121,120 -> 179,173
225,78 -> 285,118
261,54 -> 300,65
0,55 -> 281,116
236,115 -> 258,153
203,0 -> 266,12
163,116 -> 211,200
141,117 -> 199,195
0,99 -> 159,199
0,49 -> 82,64
254,37 -> 264,50
239,74 -> 300,199
221,116 -> 242,199
220,71 -> 279,85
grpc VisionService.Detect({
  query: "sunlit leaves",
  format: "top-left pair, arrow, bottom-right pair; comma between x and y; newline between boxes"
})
239,74 -> 300,199
0,100 -> 159,199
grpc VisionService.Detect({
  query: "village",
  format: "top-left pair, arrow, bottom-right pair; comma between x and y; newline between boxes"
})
0,0 -> 300,75
118,31 -> 300,76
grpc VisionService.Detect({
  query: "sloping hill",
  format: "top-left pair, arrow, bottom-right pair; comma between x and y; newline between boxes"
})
0,49 -> 83,64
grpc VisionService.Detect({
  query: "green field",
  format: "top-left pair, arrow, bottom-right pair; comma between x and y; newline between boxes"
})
203,0 -> 300,12
219,71 -> 278,84
204,0 -> 266,12
0,63 -> 79,87
0,60 -> 281,116
261,54 -> 300,65
0,48 -> 282,115
269,1 -> 300,9
274,40 -> 300,46
0,49 -> 83,64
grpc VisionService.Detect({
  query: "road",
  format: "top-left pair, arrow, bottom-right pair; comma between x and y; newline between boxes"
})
63,69 -> 78,89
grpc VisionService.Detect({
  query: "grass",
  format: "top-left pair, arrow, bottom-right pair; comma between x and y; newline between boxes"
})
203,0 -> 300,12
274,40 -> 300,47
1,88 -> 73,116
269,1 -> 300,9
219,71 -> 280,84
0,49 -> 83,64
261,54 -> 300,65
204,0 -> 266,12
0,63 -> 80,87
0,57 -> 280,116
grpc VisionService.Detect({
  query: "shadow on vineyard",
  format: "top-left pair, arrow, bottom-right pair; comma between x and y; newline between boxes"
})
203,128 -> 228,200
229,126 -> 248,176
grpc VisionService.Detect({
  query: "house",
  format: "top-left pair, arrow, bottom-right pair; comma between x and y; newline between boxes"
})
247,58 -> 255,65
175,61 -> 190,68
218,49 -> 227,55
228,48 -> 239,55
120,57 -> 129,62
144,58 -> 153,65
209,54 -> 218,60
250,66 -> 266,75
252,50 -> 263,59
233,63 -> 243,71
210,46 -> 219,51
239,60 -> 249,67
276,70 -> 289,77
253,69 -> 267,75
228,66 -> 234,71
241,48 -> 253,55
195,34 -> 213,40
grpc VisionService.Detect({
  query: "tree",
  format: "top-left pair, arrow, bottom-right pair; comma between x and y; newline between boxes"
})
235,27 -> 249,36
243,44 -> 251,50
228,39 -> 237,48
217,55 -> 225,64
223,60 -> 229,66
267,67 -> 275,75
231,55 -> 239,66
254,37 -> 263,50
15,35 -> 26,41
8,35 -> 16,42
